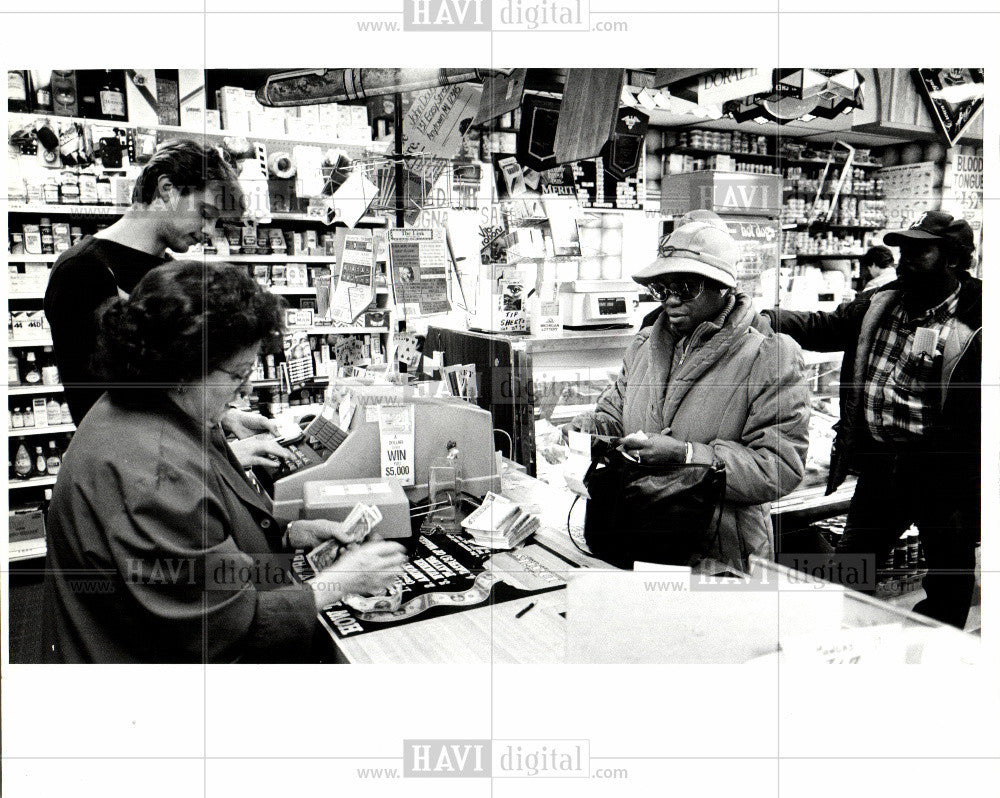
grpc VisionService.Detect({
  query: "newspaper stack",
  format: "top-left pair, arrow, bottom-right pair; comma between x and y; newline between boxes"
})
460,491 -> 540,550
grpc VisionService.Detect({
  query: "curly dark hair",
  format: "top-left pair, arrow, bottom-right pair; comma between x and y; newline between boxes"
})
95,260 -> 285,396
131,138 -> 243,214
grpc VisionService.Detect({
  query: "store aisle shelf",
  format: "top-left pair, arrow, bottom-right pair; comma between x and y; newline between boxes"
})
8,111 -> 391,154
8,475 -> 58,490
8,203 -> 125,216
9,539 -> 47,562
204,255 -> 338,263
7,254 -> 59,263
9,423 -> 76,437
266,211 -> 388,225
297,326 -> 389,335
268,286 -> 318,295
8,337 -> 53,348
7,291 -> 47,300
7,384 -> 65,396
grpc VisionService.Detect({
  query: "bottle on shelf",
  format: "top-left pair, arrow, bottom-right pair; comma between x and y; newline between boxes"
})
60,401 -> 72,424
9,351 -> 21,386
14,441 -> 33,479
41,347 -> 60,386
8,70 -> 29,113
39,217 -> 55,255
22,351 -> 41,384
34,445 -> 48,477
22,404 -> 34,427
47,397 -> 62,425
99,70 -> 126,121
12,408 -> 24,429
46,441 -> 62,476
31,69 -> 52,113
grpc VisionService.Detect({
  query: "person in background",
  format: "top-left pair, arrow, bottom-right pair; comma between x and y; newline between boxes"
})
565,222 -> 811,569
859,244 -> 896,296
39,261 -> 407,663
761,211 -> 980,628
43,138 -> 287,468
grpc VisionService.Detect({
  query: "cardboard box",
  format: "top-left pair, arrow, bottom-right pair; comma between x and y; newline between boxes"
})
178,69 -> 206,128
124,69 -> 160,125
9,507 -> 46,541
219,86 -> 251,133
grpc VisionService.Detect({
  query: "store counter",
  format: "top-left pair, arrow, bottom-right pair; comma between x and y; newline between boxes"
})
319,462 -> 978,666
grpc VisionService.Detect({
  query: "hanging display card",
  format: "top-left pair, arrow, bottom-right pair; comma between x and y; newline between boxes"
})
388,228 -> 451,316
378,404 -> 415,487
331,231 -> 376,324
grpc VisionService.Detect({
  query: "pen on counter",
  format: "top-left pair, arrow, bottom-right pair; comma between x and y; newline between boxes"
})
515,602 -> 536,619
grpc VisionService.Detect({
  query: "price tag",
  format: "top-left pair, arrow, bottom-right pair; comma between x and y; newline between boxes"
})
378,404 -> 415,486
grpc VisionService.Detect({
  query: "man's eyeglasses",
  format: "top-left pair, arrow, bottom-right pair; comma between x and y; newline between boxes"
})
645,278 -> 706,303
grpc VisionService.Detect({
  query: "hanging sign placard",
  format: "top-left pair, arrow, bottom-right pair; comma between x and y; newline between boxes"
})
378,404 -> 415,487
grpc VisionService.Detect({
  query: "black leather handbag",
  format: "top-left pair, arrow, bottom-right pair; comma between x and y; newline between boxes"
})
582,443 -> 728,570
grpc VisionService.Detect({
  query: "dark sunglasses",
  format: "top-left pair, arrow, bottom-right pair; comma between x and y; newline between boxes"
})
645,278 -> 706,303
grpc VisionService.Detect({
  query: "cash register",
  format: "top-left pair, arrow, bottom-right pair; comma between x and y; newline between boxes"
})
253,385 -> 502,525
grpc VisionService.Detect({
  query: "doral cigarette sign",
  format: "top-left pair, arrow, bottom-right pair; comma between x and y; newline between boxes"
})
697,69 -> 773,106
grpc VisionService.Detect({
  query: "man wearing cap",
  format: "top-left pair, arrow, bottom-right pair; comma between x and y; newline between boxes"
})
762,211 -> 981,628
566,222 -> 811,569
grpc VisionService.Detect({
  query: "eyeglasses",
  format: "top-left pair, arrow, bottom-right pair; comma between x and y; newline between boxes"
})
216,364 -> 255,386
645,278 -> 706,303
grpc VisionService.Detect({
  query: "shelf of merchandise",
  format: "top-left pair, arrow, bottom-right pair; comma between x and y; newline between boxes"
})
788,223 -> 882,231
204,254 -> 339,263
8,203 -> 125,216
662,145 -> 778,162
9,540 -> 47,562
793,252 -> 865,260
7,384 -> 65,396
268,286 -> 318,296
8,111 -> 391,155
297,326 -> 389,336
782,157 -> 882,169
9,423 -> 76,438
8,475 -> 58,490
8,337 -> 53,348
7,291 -> 47,300
266,212 -> 389,225
7,254 -> 59,263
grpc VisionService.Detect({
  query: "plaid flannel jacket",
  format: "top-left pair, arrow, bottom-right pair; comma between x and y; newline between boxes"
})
863,287 -> 961,442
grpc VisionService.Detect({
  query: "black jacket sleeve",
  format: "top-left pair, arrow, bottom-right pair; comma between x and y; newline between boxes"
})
760,301 -> 860,353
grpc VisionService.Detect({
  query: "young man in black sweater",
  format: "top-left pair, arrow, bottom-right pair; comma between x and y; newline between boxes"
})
45,138 -> 289,468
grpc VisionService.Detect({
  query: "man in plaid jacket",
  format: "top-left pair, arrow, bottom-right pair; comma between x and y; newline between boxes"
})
762,211 -> 981,629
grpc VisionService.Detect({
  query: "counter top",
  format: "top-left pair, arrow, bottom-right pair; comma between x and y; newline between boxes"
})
430,324 -> 640,353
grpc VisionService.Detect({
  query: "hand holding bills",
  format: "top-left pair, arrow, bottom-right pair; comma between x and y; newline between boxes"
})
306,502 -> 383,574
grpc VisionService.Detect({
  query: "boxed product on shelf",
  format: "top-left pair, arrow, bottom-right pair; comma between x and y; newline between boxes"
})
9,310 -> 48,340
285,264 -> 308,288
218,85 -> 251,133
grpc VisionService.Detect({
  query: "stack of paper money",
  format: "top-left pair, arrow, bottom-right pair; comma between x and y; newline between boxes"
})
306,502 -> 382,574
460,491 -> 539,550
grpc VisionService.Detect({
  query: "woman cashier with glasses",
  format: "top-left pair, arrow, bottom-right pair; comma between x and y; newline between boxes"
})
38,261 -> 407,663
563,216 -> 812,570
